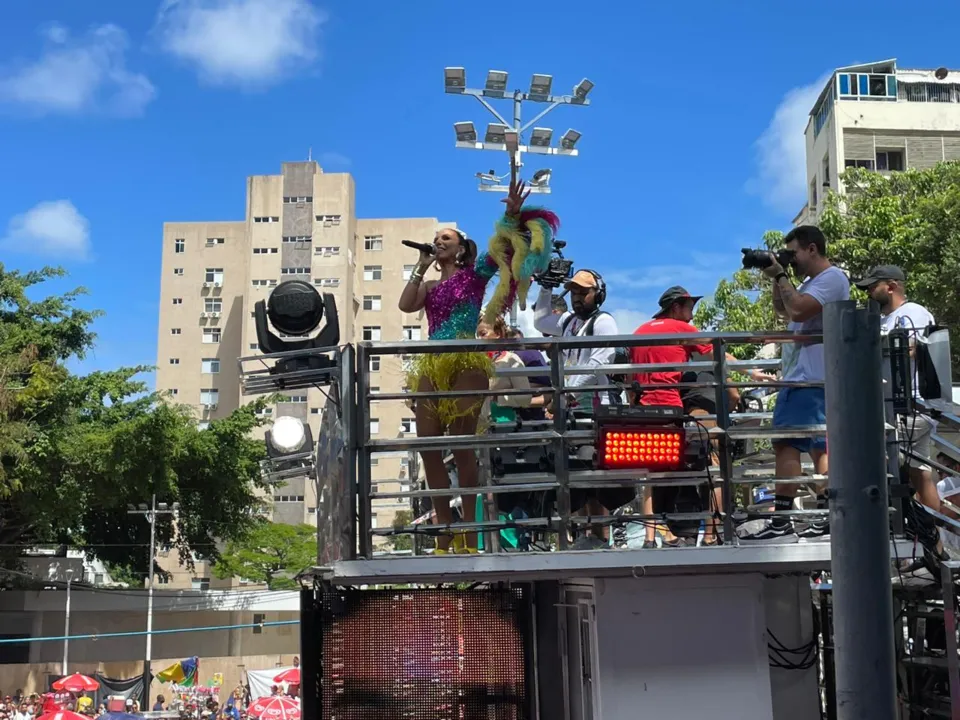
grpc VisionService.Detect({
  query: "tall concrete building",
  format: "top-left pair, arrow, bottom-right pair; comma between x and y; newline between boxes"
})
798,59 -> 960,224
156,161 -> 445,586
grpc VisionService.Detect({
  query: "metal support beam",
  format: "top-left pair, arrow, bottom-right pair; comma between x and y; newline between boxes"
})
823,301 -> 897,720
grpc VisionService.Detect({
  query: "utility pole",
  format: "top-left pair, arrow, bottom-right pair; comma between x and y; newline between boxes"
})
822,300 -> 897,720
62,567 -> 74,675
128,496 -> 178,706
444,68 -> 592,326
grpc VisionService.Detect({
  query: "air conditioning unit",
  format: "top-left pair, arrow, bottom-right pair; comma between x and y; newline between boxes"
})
209,311 -> 221,318
213,282 -> 222,288
200,312 -> 208,318
202,282 -> 211,288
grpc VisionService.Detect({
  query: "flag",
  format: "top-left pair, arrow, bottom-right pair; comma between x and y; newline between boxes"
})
156,657 -> 199,686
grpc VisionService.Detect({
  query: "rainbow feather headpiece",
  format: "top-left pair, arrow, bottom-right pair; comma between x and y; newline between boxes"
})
483,207 -> 560,324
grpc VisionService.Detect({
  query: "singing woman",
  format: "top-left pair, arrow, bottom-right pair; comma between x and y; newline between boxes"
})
397,179 -> 558,553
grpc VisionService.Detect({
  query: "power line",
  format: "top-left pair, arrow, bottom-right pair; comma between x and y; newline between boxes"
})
0,620 -> 299,645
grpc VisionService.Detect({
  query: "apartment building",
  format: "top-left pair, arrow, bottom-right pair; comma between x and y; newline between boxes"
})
156,161 -> 446,586
798,59 -> 960,225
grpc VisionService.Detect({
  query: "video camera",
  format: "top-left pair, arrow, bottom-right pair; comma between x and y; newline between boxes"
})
533,240 -> 574,289
741,248 -> 795,271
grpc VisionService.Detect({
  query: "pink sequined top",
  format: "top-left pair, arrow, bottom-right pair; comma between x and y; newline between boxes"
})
424,253 -> 499,340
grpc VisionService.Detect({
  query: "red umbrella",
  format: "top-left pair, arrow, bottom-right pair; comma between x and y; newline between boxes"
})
247,696 -> 300,720
51,674 -> 100,693
37,712 -> 89,720
273,668 -> 300,685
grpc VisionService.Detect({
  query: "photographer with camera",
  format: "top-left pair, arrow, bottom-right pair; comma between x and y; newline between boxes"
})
739,225 -> 849,544
534,268 -> 630,548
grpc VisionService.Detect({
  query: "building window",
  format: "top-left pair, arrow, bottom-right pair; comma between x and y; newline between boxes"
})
253,216 -> 280,223
316,214 -> 341,225
174,238 -> 185,253
252,247 -> 278,254
370,516 -> 379,529
282,236 -> 312,243
205,268 -> 224,284
191,578 -> 210,591
362,295 -> 382,311
284,394 -> 307,403
364,235 -> 384,251
809,179 -> 817,209
402,326 -> 422,341
876,149 -> 904,172
202,328 -> 221,344
369,357 -> 381,372
201,358 -> 220,374
171,328 -> 181,335
368,386 -> 380,402
200,389 -> 219,407
169,388 -> 178,396
314,278 -> 340,288
310,407 -> 321,415
315,245 -> 340,256
206,237 -> 225,246
363,265 -> 382,281
284,196 -> 313,203
252,279 -> 277,287
370,418 -> 380,435
172,298 -> 183,305
844,159 -> 875,170
169,358 -> 180,365
822,155 -> 830,186
362,326 -> 381,341
402,264 -> 416,281
197,421 -> 210,430
204,297 -> 222,313
253,612 -> 265,634
281,267 -> 310,275
173,267 -> 184,276
401,418 -> 416,434
249,343 -> 259,350
307,506 -> 317,514
255,407 -> 273,416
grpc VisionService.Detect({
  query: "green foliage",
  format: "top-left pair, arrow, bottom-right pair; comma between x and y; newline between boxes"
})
387,510 -> 414,552
697,163 -> 960,369
213,521 -> 316,589
0,262 -> 269,576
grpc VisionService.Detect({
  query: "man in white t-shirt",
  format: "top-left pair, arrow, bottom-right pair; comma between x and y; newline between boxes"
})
856,264 -> 939,512
740,226 -> 850,543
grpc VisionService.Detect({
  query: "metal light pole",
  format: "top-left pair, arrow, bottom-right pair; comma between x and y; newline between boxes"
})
444,68 -> 593,325
128,496 -> 179,706
62,568 -> 74,675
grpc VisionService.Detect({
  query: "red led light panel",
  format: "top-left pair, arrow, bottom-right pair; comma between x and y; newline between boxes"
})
598,426 -> 685,470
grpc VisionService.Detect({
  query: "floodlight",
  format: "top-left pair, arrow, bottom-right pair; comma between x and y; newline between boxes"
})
254,280 -> 340,377
454,121 -> 477,143
531,169 -> 552,186
444,67 -> 466,93
573,78 -> 594,100
504,130 -> 520,153
530,74 -> 553,96
529,127 -> 553,147
485,123 -> 509,144
560,129 -> 581,150
158,503 -> 169,511
138,504 -> 148,511
485,70 -> 508,94
268,416 -> 309,455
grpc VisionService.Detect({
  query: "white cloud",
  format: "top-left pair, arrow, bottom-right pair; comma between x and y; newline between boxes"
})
155,0 -> 324,87
0,24 -> 155,117
0,201 -> 91,259
608,308 -> 649,333
602,252 -> 735,295
747,73 -> 831,214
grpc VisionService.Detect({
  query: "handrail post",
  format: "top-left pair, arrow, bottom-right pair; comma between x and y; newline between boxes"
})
711,338 -> 735,543
355,343 -> 373,559
880,336 -> 905,535
824,301 -> 896,720
548,340 -> 570,550
339,344 -> 358,561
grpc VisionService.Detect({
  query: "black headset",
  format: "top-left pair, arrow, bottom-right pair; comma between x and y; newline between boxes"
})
581,269 -> 606,307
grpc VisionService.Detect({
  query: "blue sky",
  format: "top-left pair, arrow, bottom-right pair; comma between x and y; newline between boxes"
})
1,0 -> 958,386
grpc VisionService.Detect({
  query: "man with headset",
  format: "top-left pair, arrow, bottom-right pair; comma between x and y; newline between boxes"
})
534,270 -> 631,549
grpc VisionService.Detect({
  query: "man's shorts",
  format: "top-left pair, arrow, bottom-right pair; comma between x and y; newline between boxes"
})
772,387 -> 827,454
898,413 -> 936,470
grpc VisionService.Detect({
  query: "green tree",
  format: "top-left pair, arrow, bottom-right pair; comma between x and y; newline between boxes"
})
0,264 -> 269,578
387,510 -> 414,552
213,522 -> 316,589
697,163 -> 960,369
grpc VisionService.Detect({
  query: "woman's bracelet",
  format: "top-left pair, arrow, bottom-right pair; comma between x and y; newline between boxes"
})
408,267 -> 425,284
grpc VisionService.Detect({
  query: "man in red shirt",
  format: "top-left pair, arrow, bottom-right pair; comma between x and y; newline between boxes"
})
630,286 -> 737,547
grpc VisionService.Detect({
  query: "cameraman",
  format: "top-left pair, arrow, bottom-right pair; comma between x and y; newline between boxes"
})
740,225 -> 849,544
534,271 -> 630,548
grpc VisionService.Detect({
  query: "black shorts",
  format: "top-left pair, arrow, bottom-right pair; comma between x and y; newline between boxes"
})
683,394 -> 716,415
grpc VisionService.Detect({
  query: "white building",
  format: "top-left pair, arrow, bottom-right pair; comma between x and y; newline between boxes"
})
797,59 -> 960,225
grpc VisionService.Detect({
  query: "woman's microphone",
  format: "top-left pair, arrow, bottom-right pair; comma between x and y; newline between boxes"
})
401,240 -> 435,255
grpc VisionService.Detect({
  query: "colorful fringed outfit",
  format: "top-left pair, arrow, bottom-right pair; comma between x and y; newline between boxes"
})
407,208 -> 560,427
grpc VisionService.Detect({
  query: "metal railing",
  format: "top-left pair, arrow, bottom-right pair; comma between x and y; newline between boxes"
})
354,330 -> 864,559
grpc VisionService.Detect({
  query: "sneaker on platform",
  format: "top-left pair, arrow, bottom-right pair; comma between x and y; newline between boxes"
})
738,521 -> 799,544
797,521 -> 830,542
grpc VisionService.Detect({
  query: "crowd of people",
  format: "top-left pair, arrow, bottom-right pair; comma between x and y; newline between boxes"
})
399,179 -> 956,564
